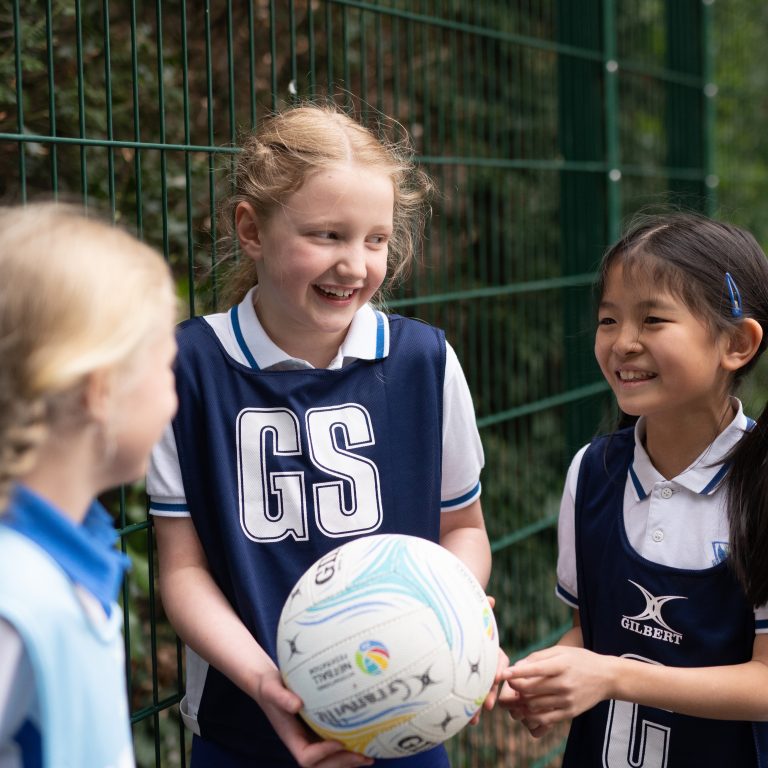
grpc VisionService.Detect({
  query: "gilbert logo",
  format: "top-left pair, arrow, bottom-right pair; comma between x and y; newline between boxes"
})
620,580 -> 686,645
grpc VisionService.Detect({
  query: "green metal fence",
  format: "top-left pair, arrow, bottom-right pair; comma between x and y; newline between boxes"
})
2,1 -> 724,765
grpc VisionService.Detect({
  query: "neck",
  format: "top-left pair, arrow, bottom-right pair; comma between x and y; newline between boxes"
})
253,302 -> 346,369
19,428 -> 102,525
267,327 -> 342,368
643,398 -> 736,480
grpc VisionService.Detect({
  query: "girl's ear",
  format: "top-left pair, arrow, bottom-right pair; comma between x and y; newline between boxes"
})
83,368 -> 114,422
235,202 -> 263,261
722,318 -> 763,372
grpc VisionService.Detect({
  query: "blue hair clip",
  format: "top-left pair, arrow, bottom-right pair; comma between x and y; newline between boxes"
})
725,272 -> 743,318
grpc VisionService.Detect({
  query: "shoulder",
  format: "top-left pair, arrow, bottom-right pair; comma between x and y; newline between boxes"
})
564,443 -> 591,498
172,315 -> 237,394
564,428 -> 634,495
0,527 -> 71,599
387,313 -> 445,340
386,314 -> 446,363
175,316 -> 218,354
0,529 -> 81,648
582,427 -> 634,465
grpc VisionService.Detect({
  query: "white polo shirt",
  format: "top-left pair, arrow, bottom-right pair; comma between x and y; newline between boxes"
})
556,400 -> 768,632
148,288 -> 484,515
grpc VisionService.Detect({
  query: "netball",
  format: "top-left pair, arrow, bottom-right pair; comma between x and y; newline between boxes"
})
276,534 -> 499,759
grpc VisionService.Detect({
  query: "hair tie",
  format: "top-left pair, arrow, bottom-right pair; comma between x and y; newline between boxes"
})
725,272 -> 743,318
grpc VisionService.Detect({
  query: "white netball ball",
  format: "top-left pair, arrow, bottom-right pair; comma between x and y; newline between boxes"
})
275,533 -> 499,759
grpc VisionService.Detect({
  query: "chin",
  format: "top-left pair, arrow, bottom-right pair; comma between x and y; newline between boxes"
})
109,458 -> 149,490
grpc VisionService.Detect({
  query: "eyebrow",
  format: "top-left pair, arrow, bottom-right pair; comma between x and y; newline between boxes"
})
305,220 -> 393,230
599,297 -> 678,312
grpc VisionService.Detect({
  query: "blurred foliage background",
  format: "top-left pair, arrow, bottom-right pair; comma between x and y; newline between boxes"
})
2,1 -> 767,765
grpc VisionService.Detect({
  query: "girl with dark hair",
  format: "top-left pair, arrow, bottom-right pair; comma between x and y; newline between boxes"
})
500,212 -> 768,766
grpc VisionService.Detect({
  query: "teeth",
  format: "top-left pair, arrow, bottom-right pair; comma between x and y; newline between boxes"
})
317,286 -> 354,298
619,370 -> 655,381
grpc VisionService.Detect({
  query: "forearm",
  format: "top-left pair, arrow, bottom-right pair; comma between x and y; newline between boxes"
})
607,654 -> 768,721
557,623 -> 583,648
160,562 -> 277,700
507,632 -> 768,726
155,516 -> 276,702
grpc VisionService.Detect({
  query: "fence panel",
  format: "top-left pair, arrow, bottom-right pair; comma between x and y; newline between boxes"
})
1,1 -> 714,765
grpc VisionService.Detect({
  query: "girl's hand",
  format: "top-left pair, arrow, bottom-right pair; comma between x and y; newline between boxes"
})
468,596 -> 513,723
503,645 -> 613,730
255,669 -> 374,768
497,681 -> 555,739
468,645 -> 512,724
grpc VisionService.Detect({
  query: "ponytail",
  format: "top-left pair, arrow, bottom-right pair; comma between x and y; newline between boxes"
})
0,399 -> 47,514
727,400 -> 768,607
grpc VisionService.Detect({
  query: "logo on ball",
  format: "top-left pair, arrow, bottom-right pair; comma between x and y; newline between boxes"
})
482,608 -> 495,639
355,640 -> 390,675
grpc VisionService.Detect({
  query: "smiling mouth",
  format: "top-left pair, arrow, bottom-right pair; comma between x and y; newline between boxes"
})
617,369 -> 656,382
315,285 -> 356,299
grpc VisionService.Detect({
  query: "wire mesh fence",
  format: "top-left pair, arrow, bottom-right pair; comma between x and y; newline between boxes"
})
1,1 -> 732,765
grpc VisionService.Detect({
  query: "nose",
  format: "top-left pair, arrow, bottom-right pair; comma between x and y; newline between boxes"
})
335,241 -> 368,280
613,323 -> 643,356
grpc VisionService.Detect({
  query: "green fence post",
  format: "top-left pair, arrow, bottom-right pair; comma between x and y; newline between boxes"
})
557,0 -> 609,457
666,0 -> 707,212
702,0 -> 718,216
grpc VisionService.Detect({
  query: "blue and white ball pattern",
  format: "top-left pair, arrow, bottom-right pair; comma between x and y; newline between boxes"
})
276,534 -> 499,758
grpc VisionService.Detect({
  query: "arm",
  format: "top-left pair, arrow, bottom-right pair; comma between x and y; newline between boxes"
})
558,609 -> 584,647
439,499 -> 491,588
154,516 -> 372,768
439,343 -> 488,587
505,616 -> 768,727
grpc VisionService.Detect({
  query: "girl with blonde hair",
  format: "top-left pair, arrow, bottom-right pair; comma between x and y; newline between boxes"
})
148,103 -> 495,767
0,203 -> 178,768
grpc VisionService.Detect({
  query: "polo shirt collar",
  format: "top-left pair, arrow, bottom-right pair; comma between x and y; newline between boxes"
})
3,485 -> 130,615
229,286 -> 390,370
628,399 -> 750,500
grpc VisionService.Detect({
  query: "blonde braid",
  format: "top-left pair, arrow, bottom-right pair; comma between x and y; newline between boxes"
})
0,398 -> 48,513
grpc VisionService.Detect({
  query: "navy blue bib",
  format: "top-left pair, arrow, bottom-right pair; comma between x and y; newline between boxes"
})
563,427 -> 768,767
171,314 -> 448,764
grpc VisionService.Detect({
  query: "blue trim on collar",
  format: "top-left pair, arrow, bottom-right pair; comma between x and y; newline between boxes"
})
3,486 -> 130,616
229,305 -> 259,370
700,463 -> 730,495
375,310 -> 385,359
628,463 -> 648,500
756,618 -> 768,631
697,416 -> 758,496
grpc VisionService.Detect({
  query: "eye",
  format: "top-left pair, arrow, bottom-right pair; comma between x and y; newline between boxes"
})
597,316 -> 615,326
367,234 -> 389,245
313,231 -> 339,240
644,315 -> 666,325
